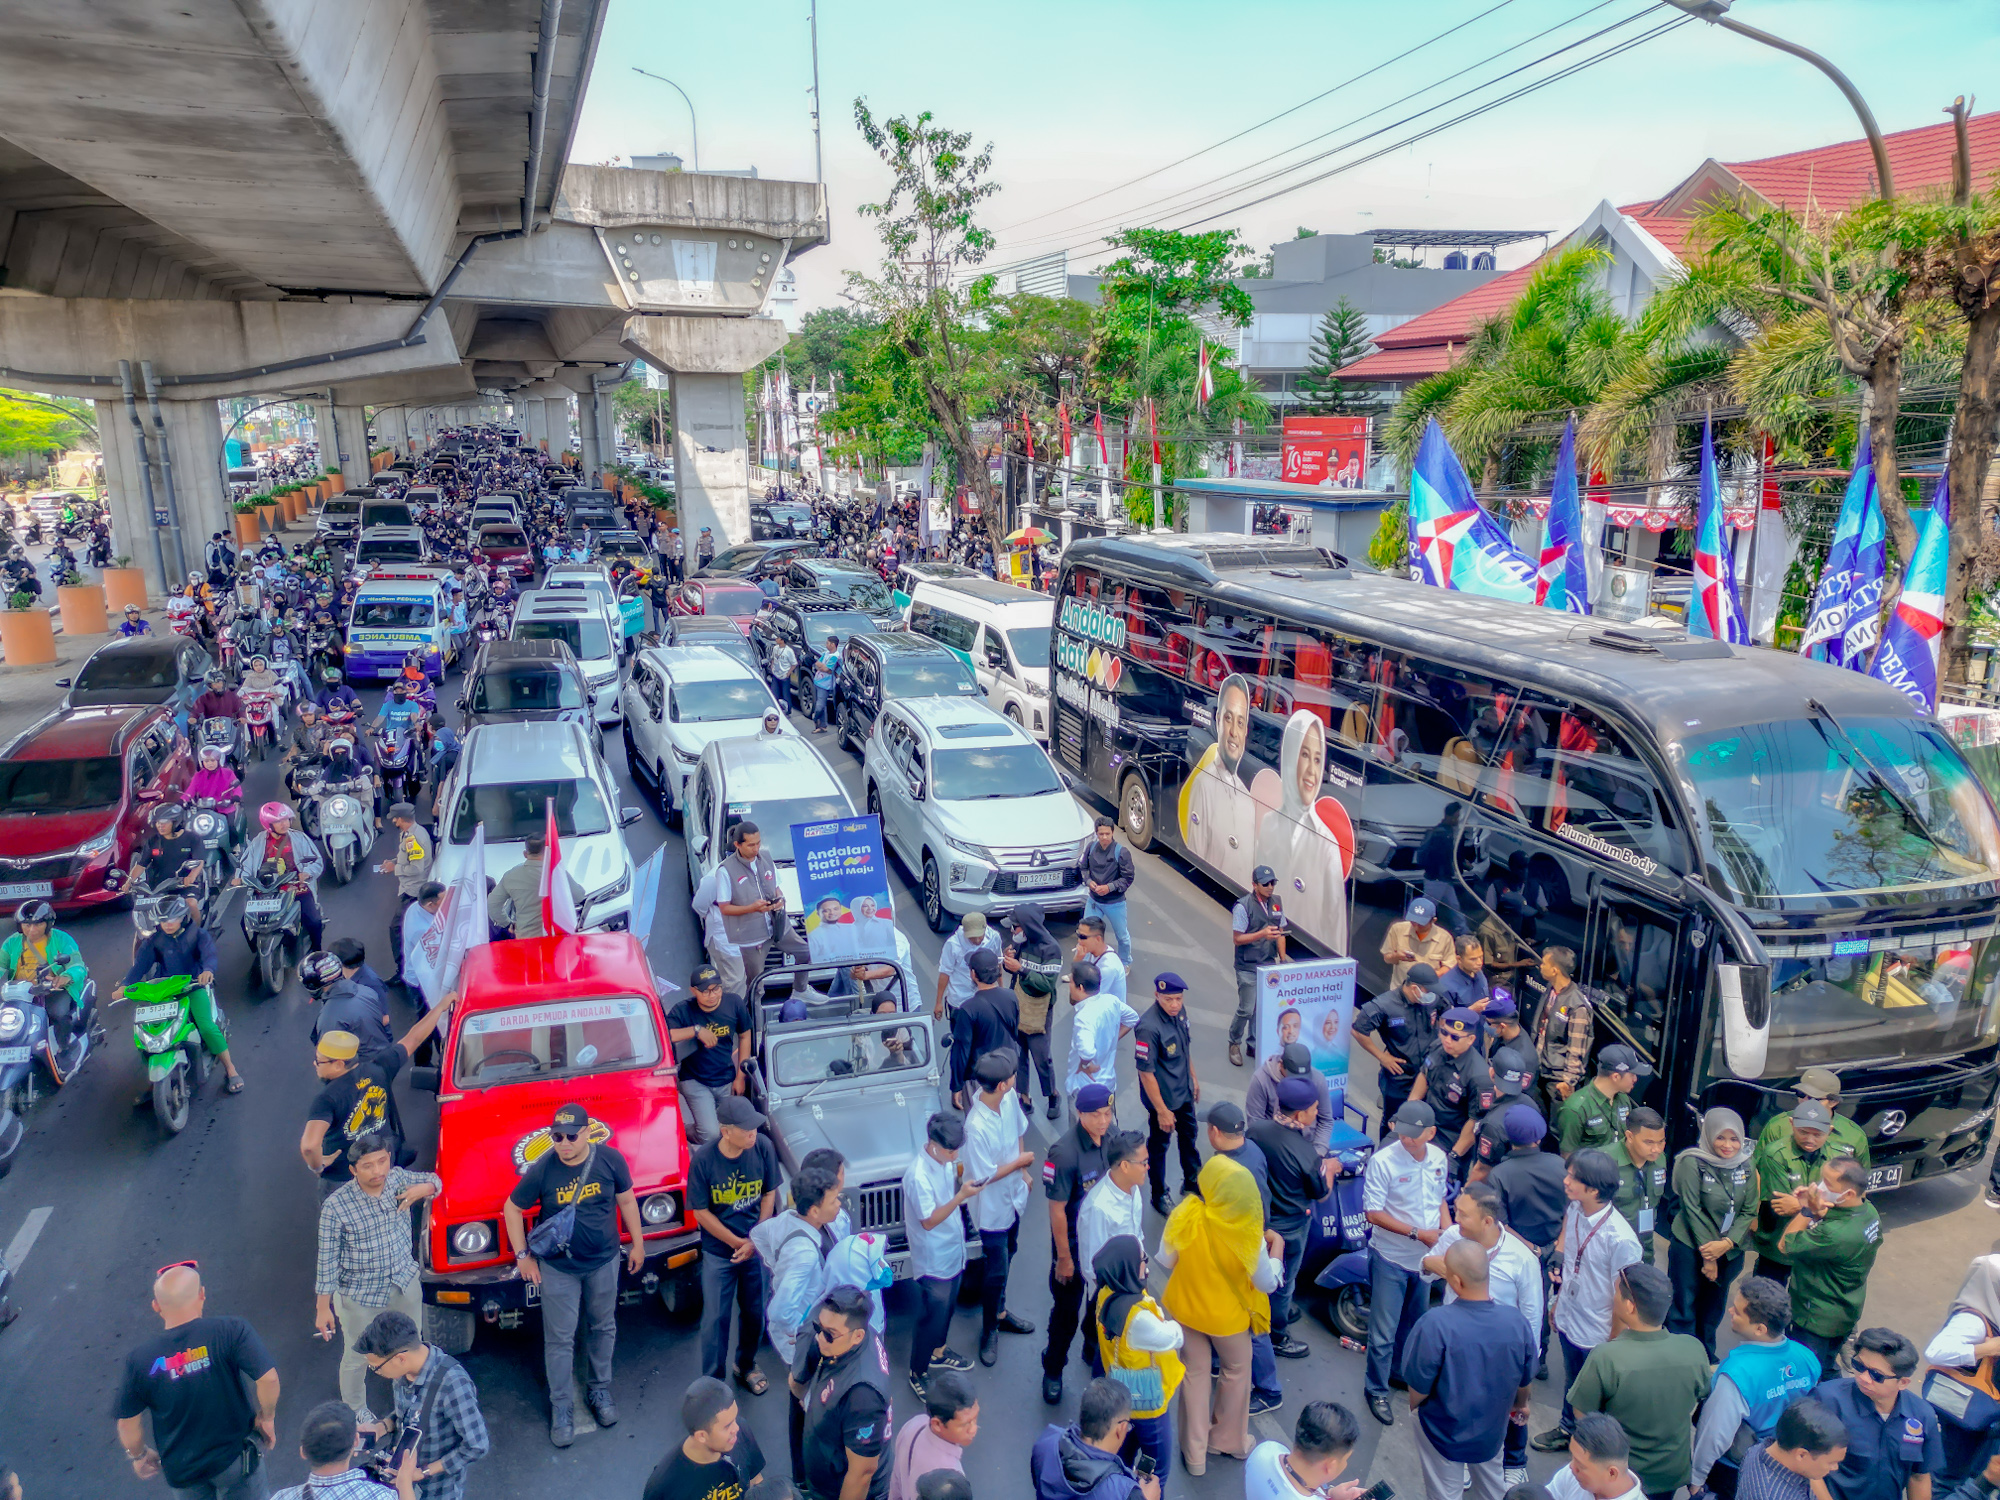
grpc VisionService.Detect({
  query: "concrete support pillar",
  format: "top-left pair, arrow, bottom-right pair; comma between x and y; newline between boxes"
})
334,405 -> 368,484
595,392 -> 617,468
622,316 -> 789,546
521,399 -> 547,450
576,394 -> 602,476
106,396 -> 227,587
375,408 -> 407,456
96,397 -> 165,598
310,399 -> 336,467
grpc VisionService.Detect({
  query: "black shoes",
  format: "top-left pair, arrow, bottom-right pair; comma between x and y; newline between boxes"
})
550,1404 -> 575,1447
1272,1335 -> 1311,1360
586,1388 -> 617,1428
1367,1393 -> 1394,1426
1045,1098 -> 1060,1121
979,1330 -> 1000,1367
997,1312 -> 1036,1335
1150,1194 -> 1174,1218
929,1348 -> 974,1372
1042,1375 -> 1063,1404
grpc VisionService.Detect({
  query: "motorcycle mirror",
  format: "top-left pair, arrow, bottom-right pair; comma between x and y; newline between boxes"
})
53,678 -> 70,688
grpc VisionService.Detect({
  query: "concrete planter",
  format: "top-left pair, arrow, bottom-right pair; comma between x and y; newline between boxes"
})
101,568 -> 147,612
258,504 -> 281,534
235,512 -> 263,546
57,584 -> 108,636
0,607 -> 56,666
325,473 -> 345,495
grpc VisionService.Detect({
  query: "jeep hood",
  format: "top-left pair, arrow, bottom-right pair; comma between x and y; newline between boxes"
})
769,1083 -> 942,1185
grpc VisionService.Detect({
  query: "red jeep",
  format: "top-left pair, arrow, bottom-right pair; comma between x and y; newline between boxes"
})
413,932 -> 699,1352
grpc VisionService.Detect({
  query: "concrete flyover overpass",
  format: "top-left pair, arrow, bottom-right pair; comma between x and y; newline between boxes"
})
0,0 -> 828,592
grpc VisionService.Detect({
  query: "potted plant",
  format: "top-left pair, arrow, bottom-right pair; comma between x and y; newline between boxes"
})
55,565 -> 107,635
235,497 -> 264,545
101,553 -> 147,612
0,588 -> 55,665
258,490 -> 283,532
324,466 -> 345,496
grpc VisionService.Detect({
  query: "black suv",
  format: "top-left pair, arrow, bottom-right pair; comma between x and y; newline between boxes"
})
751,501 -> 813,540
784,558 -> 899,622
456,637 -> 598,747
834,631 -> 979,752
695,538 -> 821,582
750,592 -> 884,699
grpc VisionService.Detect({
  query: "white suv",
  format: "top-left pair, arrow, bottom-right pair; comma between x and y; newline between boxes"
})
621,645 -> 785,823
512,589 -> 621,726
862,696 -> 1092,931
429,720 -> 645,931
684,735 -> 857,947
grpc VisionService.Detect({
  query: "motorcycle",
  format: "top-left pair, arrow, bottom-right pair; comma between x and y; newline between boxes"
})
188,797 -> 242,905
312,775 -> 375,885
242,689 -> 282,761
196,715 -> 243,772
214,623 -> 241,683
114,865 -> 212,950
118,973 -> 223,1136
238,860 -> 308,994
166,605 -> 200,638
377,727 -> 421,805
0,967 -> 100,1175
305,624 -> 341,676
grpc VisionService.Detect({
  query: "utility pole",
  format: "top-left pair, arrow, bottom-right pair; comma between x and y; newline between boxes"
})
632,68 -> 700,173
808,0 -> 824,184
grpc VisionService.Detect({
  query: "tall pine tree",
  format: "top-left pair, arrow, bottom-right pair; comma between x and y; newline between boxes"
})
1292,297 -> 1374,414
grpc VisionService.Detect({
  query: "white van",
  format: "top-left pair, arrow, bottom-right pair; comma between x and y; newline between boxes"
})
346,566 -> 454,680
903,578 -> 1054,741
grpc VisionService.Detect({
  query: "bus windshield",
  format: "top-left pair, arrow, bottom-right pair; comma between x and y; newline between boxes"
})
1762,937 -> 2000,1076
1682,716 -> 2000,900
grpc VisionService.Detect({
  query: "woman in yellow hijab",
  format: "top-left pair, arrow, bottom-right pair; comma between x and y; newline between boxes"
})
1157,1153 -> 1280,1474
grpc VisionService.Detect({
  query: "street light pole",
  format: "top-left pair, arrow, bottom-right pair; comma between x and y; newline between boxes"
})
631,67 -> 699,173
1665,0 -> 1893,200
808,0 -> 824,184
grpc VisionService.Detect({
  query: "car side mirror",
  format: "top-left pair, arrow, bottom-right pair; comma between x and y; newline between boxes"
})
620,805 -> 644,827
410,1066 -> 441,1093
909,778 -> 925,801
53,677 -> 70,688
690,828 -> 709,856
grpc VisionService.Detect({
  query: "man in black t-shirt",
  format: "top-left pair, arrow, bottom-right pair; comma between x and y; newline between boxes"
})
689,1096 -> 782,1390
667,964 -> 755,1146
643,1375 -> 769,1500
298,1004 -> 450,1189
114,1265 -> 280,1498
503,1102 -> 644,1448
1041,1083 -> 1114,1405
1247,1076 -> 1333,1362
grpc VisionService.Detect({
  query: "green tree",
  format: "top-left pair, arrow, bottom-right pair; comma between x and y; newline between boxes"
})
610,377 -> 668,448
1292,298 -> 1376,415
793,305 -> 879,389
0,389 -> 90,458
1091,227 -> 1256,397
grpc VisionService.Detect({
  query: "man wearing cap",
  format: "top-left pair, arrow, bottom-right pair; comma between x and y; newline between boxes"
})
1469,1048 -> 1535,1174
1383,898 -> 1456,992
687,1096 -> 783,1396
1134,973 -> 1200,1216
1354,964 -> 1441,1136
1041,1083 -> 1116,1405
1361,1100 -> 1453,1425
1755,1070 -> 1871,1167
1482,1105 -> 1570,1383
934,912 -> 1001,1019
693,820 -> 800,999
1247,1042 -> 1336,1169
1409,1008 -> 1498,1172
1204,1097 -> 1289,1410
1751,1099 -> 1860,1290
1556,1047 -> 1651,1157
949,949 -> 1019,1108
1481,990 -> 1535,1095
1606,1108 -> 1668,1266
667,966 -> 756,1146
962,1049 -> 1038,1367
1250,1077 -> 1336,1360
301,1003 -> 451,1192
504,1102 -> 646,1446
374,802 -> 432,989
1228,866 -> 1290,1067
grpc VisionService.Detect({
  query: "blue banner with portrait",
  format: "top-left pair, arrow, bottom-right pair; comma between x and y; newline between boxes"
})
792,814 -> 901,965
1255,956 -> 1358,1124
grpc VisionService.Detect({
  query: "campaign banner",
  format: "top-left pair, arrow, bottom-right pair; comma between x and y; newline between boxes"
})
792,814 -> 900,965
1280,416 -> 1369,487
1255,956 -> 1358,1121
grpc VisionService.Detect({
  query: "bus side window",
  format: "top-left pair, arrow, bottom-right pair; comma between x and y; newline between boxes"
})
1515,697 -> 1684,874
1582,894 -> 1673,1059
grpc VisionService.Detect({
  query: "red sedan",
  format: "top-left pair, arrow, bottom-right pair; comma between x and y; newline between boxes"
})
667,579 -> 766,636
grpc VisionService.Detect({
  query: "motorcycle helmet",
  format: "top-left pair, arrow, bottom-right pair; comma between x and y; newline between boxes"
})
258,801 -> 292,832
125,604 -> 143,617
321,665 -> 342,684
301,950 -> 344,990
154,896 -> 191,927
7,545 -> 22,560
15,899 -> 54,928
328,737 -> 354,756
151,802 -> 187,834
197,744 -> 225,769
248,654 -> 267,670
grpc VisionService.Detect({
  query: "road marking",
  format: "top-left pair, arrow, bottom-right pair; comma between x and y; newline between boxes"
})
3,1207 -> 52,1272
1252,1413 -> 1288,1444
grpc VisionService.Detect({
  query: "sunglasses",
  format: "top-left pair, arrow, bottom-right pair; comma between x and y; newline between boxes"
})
550,1129 -> 583,1142
814,1323 -> 846,1342
1854,1364 -> 1900,1384
155,1258 -> 198,1277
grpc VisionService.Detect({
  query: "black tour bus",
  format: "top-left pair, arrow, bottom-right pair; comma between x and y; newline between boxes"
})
1052,531 -> 2000,1184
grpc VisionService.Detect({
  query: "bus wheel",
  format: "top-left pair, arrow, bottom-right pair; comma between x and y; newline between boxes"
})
1120,773 -> 1156,852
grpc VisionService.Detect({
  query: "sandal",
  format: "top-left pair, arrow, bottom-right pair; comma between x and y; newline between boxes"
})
734,1367 -> 769,1396
225,1074 -> 245,1094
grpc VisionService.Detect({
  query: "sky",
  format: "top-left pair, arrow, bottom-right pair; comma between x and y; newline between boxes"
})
566,0 -> 2000,313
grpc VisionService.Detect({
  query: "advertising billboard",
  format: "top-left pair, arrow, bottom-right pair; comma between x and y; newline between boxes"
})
1280,415 -> 1370,488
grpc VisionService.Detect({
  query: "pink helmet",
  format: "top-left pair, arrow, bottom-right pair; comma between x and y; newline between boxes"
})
259,801 -> 292,831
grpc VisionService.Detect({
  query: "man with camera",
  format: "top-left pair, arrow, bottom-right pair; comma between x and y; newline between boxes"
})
1029,1378 -> 1161,1500
270,1401 -> 418,1500
348,1311 -> 488,1500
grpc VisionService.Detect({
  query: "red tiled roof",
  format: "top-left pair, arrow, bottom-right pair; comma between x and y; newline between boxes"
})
1729,111 -> 2000,212
1332,343 -> 1466,382
1368,261 -> 1541,350
1628,215 -> 1693,258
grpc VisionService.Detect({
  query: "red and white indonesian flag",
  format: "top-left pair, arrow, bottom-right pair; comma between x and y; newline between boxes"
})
540,797 -> 580,935
1094,408 -> 1109,465
1196,340 -> 1215,407
411,823 -> 488,1004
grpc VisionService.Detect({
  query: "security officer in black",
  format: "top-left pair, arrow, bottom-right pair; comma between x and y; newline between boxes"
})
795,1287 -> 894,1500
1041,1083 -> 1114,1406
1352,961 -> 1441,1138
1407,1006 -> 1496,1175
1135,971 -> 1200,1216
1481,988 -> 1537,1095
1469,1044 -> 1534,1177
1486,1101 -> 1569,1380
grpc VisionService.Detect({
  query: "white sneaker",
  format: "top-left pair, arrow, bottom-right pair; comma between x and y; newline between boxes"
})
1504,1468 -> 1529,1486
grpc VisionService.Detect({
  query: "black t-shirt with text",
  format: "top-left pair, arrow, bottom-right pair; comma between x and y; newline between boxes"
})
644,1427 -> 767,1500
668,992 -> 754,1090
307,1045 -> 408,1180
508,1144 -> 635,1275
115,1316 -> 277,1489
688,1135 -> 782,1256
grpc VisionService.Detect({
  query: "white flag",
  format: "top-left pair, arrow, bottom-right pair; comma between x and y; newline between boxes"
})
412,824 -> 488,1004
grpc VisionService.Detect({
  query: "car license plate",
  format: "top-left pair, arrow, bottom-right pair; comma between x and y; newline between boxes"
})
0,882 -> 52,900
133,1003 -> 182,1025
377,666 -> 403,678
1866,1164 -> 1903,1193
891,1257 -> 915,1282
244,897 -> 283,914
0,1046 -> 29,1064
1016,870 -> 1064,890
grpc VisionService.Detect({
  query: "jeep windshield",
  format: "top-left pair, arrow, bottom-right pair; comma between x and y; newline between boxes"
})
821,574 -> 893,611
453,994 -> 661,1086
771,1017 -> 932,1084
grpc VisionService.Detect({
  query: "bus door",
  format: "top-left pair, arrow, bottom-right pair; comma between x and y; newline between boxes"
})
1578,884 -> 1681,1118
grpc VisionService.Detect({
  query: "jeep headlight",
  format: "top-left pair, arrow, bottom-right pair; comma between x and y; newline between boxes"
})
641,1192 -> 679,1225
449,1222 -> 494,1257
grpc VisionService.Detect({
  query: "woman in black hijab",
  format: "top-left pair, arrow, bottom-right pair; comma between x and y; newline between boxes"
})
1090,1234 -> 1185,1478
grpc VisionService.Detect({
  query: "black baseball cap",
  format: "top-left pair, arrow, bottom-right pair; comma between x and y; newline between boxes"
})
552,1103 -> 590,1131
690,965 -> 721,989
1204,1101 -> 1248,1133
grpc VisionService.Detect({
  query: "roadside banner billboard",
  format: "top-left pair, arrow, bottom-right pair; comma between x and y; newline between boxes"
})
1256,955 -> 1358,1120
792,814 -> 900,965
1280,415 -> 1370,487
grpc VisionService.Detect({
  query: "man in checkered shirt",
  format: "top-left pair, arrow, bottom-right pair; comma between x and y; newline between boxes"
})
315,1132 -> 441,1427
352,1310 -> 489,1500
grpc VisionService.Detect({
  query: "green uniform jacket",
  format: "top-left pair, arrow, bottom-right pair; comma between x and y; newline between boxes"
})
1568,1327 -> 1714,1493
0,930 -> 87,992
1756,1110 -> 1871,1168
1557,1081 -> 1631,1157
1750,1132 -> 1859,1266
1607,1140 -> 1668,1264
1668,1151 -> 1759,1253
1780,1201 -> 1882,1340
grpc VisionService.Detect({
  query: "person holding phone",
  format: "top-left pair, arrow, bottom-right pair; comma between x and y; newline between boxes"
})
269,1401 -> 417,1500
1244,1401 -> 1368,1500
1029,1378 -> 1160,1500
349,1310 -> 489,1500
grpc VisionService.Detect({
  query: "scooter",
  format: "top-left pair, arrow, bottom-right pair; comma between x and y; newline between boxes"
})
214,623 -> 241,683
0,967 -> 101,1175
115,866 -> 211,953
242,689 -> 281,761
313,775 -> 375,885
118,973 -> 222,1136
377,727 -> 421,805
196,715 -> 243,772
188,797 -> 242,913
1305,1101 -> 1383,1342
238,861 -> 308,994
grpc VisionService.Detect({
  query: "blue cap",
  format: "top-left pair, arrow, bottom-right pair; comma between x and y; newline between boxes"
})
1437,1006 -> 1479,1037
1076,1083 -> 1114,1113
1504,1104 -> 1546,1145
1406,896 -> 1437,925
1154,972 -> 1187,994
1483,986 -> 1517,1020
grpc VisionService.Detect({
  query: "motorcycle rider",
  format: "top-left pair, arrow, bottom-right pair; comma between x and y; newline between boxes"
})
372,681 -> 425,748
2,900 -> 89,1049
192,670 -> 244,728
164,584 -> 199,633
116,896 -> 243,1093
232,802 -> 327,951
132,804 -> 210,928
187,745 -> 244,838
315,664 -> 364,718
318,736 -> 380,822
117,604 -> 153,638
240,653 -> 283,699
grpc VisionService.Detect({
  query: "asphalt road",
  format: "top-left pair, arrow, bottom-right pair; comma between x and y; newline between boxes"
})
2,656 -> 1998,1500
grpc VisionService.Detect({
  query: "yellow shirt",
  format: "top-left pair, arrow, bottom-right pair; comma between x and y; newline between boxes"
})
14,938 -> 47,981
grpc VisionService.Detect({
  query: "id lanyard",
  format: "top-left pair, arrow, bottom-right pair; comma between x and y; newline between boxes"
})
1566,1205 -> 1611,1282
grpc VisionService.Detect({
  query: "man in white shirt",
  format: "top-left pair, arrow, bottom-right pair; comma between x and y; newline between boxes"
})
1536,1148 -> 1643,1453
1077,1131 -> 1149,1304
1545,1414 -> 1646,1500
934,911 -> 1001,1016
1360,1100 -> 1451,1427
1064,960 -> 1139,1109
960,1050 -> 1038,1366
1075,917 -> 1127,1005
1245,1399 -> 1368,1500
398,881 -> 447,1011
902,1111 -> 981,1398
